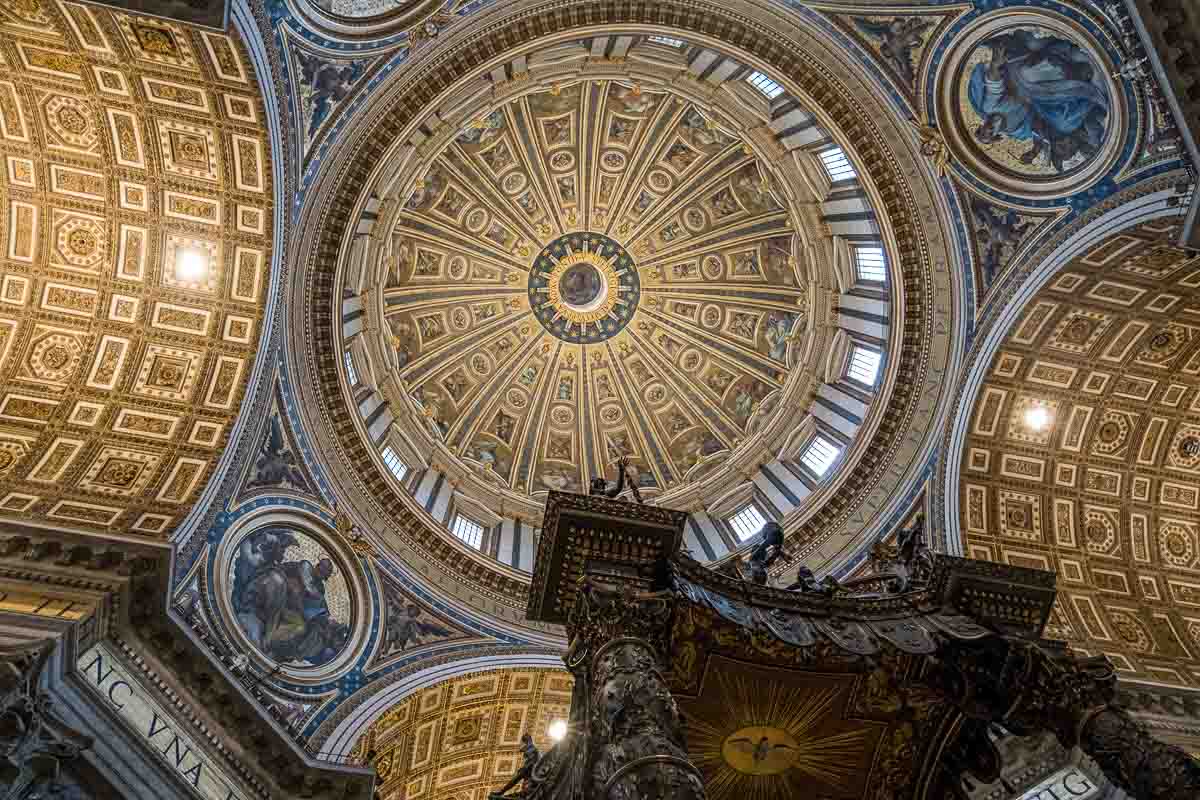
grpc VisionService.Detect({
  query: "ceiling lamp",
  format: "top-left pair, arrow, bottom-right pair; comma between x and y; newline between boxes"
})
1023,404 -> 1051,432
547,719 -> 567,741
177,247 -> 209,282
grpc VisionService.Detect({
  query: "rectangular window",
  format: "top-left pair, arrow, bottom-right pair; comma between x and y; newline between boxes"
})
343,351 -> 358,385
854,246 -> 886,283
847,346 -> 882,386
728,503 -> 768,542
381,446 -> 408,482
648,35 -> 684,47
819,147 -> 856,181
745,71 -> 785,100
800,436 -> 840,477
450,513 -> 484,549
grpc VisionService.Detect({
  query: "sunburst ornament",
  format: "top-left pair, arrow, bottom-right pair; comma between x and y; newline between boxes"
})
681,660 -> 886,800
528,232 -> 640,343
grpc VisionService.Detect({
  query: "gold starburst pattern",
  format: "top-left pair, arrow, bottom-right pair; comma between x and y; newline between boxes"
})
681,658 -> 886,800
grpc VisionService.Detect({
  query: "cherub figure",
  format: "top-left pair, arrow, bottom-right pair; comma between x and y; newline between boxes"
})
909,116 -> 951,176
972,200 -> 1032,282
384,603 -> 453,654
853,17 -> 934,86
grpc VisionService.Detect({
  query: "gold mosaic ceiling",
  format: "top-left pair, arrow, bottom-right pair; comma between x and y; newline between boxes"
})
959,220 -> 1200,688
0,1 -> 272,536
378,80 -> 807,498
353,668 -> 574,800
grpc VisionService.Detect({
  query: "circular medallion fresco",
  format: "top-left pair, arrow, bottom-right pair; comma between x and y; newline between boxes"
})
939,12 -> 1122,198
228,526 -> 353,669
528,233 -> 639,344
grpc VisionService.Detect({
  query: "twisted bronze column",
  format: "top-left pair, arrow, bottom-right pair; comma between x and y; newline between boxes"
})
567,579 -> 706,800
933,638 -> 1200,800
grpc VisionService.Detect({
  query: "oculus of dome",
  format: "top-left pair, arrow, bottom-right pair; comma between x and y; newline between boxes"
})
530,233 -> 639,344
295,4 -> 956,612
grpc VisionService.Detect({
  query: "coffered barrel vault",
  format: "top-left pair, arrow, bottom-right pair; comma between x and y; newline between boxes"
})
959,221 -> 1200,688
0,2 -> 273,536
353,668 -> 574,800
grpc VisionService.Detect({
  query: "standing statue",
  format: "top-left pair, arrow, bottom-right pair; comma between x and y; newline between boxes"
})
896,514 -> 925,566
489,733 -> 540,800
881,513 -> 932,593
588,456 -> 643,503
745,522 -> 784,585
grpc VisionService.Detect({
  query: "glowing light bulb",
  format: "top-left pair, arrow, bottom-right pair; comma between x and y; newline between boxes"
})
1024,405 -> 1050,431
547,719 -> 567,741
177,248 -> 208,282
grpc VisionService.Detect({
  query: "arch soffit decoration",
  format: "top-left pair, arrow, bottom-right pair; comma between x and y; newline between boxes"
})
286,0 -> 961,629
174,0 -> 299,550
340,666 -> 574,799
317,653 -> 569,759
937,178 -> 1187,552
947,211 -> 1200,689
0,1 -> 274,539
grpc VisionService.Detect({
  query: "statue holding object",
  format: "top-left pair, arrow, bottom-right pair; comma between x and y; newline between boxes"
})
488,733 -> 541,800
588,456 -> 644,503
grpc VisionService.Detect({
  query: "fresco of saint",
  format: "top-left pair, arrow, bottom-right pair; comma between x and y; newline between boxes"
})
232,529 -> 350,667
967,29 -> 1110,174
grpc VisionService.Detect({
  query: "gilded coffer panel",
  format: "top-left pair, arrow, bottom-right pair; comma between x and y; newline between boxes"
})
351,668 -> 574,800
0,0 -> 272,536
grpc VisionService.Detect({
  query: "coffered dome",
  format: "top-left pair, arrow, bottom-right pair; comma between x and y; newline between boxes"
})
379,77 -> 811,502
330,34 -> 906,575
292,3 -> 959,624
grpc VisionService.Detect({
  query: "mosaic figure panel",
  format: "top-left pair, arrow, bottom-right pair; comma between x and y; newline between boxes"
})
961,27 -> 1111,178
938,12 -> 1123,199
230,526 -> 352,668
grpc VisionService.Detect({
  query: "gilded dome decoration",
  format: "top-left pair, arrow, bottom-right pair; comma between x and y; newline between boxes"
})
377,76 -> 814,506
292,0 -> 960,623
